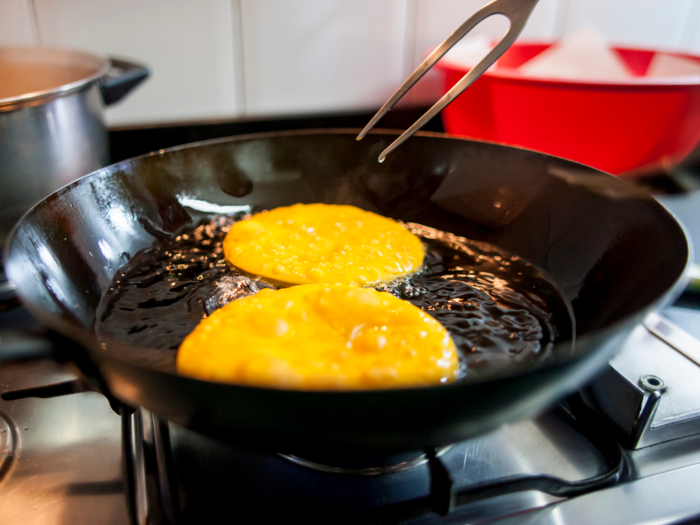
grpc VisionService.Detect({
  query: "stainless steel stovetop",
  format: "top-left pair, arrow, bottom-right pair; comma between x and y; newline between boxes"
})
1,300 -> 700,524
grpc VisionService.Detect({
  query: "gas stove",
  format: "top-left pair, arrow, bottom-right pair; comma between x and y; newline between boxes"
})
2,299 -> 700,524
2,114 -> 700,524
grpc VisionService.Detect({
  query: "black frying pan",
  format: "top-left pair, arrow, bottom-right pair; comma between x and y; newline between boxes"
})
3,130 -> 690,457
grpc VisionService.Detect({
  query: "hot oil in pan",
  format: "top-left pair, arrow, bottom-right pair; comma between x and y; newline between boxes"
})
96,214 -> 573,379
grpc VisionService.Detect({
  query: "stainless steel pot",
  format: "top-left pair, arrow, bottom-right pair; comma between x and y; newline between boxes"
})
0,47 -> 148,243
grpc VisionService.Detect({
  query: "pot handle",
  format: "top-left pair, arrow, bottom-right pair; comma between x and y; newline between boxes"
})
99,57 -> 150,106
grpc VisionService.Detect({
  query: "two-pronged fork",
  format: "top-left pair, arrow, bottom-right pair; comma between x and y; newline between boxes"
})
357,0 -> 539,162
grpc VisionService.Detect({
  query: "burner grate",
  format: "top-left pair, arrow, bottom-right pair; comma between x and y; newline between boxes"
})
125,395 -> 625,524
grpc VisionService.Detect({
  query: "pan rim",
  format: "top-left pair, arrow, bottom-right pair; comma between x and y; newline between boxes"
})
3,129 -> 692,397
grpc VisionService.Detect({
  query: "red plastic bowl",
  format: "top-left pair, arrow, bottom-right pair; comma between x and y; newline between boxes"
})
436,42 -> 700,175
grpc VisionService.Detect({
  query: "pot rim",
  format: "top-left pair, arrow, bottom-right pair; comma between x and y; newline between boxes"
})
0,47 -> 110,111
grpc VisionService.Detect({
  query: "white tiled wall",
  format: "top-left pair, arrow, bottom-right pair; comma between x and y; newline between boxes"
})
0,0 -> 38,46
31,0 -> 240,125
2,0 -> 700,125
240,0 -> 409,116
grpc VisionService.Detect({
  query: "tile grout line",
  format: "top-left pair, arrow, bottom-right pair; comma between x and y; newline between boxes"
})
231,0 -> 247,116
402,0 -> 419,105
27,0 -> 42,46
551,0 -> 570,40
678,0 -> 700,51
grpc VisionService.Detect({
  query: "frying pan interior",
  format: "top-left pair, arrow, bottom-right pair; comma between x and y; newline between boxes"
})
4,130 -> 689,455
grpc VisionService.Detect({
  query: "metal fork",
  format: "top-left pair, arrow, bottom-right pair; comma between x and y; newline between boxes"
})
357,0 -> 539,162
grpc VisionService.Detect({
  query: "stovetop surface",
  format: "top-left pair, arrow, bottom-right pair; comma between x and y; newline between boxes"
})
2,304 -> 700,524
163,408 -> 606,523
0,340 -> 129,525
2,115 -> 700,524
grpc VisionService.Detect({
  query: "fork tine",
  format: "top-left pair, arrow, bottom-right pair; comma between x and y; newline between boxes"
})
357,0 -> 539,161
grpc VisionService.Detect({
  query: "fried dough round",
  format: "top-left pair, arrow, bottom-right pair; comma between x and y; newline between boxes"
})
177,284 -> 458,390
223,204 -> 424,286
